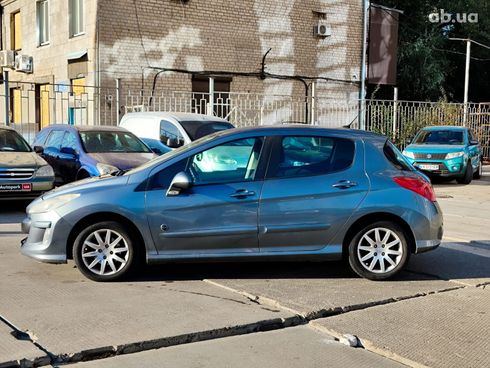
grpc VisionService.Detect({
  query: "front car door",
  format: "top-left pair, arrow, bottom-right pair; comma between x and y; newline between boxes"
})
145,135 -> 269,256
41,130 -> 65,183
258,133 -> 369,253
58,131 -> 81,183
467,129 -> 481,172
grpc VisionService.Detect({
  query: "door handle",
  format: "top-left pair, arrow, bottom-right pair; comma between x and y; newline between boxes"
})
230,189 -> 256,198
332,180 -> 358,189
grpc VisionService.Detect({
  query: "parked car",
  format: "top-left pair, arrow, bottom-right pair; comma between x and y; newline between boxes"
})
402,126 -> 483,184
32,125 -> 157,184
119,112 -> 234,149
0,126 -> 54,200
21,125 -> 443,281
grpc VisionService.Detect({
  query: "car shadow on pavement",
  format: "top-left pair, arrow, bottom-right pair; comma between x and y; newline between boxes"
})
124,241 -> 490,283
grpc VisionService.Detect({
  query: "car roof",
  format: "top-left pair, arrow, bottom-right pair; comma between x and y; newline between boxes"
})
121,112 -> 230,123
422,125 -> 467,131
213,124 -> 387,141
0,125 -> 16,131
43,124 -> 129,132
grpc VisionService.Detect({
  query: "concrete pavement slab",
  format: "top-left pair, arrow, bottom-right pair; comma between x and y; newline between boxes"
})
407,242 -> 490,286
208,262 -> 460,317
71,326 -> 406,368
0,320 -> 48,367
312,287 -> 490,368
0,235 -> 295,365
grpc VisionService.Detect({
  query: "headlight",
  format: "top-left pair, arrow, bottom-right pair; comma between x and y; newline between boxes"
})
96,163 -> 118,176
28,193 -> 80,214
402,150 -> 415,159
34,165 -> 54,178
445,151 -> 464,159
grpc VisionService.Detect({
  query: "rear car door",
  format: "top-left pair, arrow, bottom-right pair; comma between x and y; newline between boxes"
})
145,136 -> 269,255
258,134 -> 369,252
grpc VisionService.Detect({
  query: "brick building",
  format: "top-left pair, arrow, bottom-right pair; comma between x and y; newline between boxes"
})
0,0 -> 364,128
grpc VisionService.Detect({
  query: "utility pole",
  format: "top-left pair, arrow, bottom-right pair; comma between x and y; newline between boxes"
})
449,38 -> 490,126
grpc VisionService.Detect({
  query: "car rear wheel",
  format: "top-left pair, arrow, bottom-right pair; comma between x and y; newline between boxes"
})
348,221 -> 409,280
73,221 -> 135,282
456,160 -> 473,184
473,159 -> 482,179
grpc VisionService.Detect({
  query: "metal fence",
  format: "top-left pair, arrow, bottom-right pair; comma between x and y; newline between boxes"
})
0,81 -> 489,158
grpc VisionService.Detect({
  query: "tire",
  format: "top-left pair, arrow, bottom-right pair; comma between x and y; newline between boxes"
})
348,221 -> 410,281
73,221 -> 136,282
456,161 -> 473,184
473,159 -> 482,179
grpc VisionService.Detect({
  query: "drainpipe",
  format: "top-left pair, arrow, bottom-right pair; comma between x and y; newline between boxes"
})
359,0 -> 370,130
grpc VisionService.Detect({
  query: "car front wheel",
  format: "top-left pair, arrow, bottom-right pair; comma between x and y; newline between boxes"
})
73,221 -> 135,281
348,221 -> 409,280
456,160 -> 473,184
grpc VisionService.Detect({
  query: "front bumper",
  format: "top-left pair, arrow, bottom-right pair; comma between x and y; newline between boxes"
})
20,210 -> 70,264
407,158 -> 465,177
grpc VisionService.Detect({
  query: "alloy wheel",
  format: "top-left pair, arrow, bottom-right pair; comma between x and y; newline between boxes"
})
81,229 -> 130,276
356,227 -> 403,274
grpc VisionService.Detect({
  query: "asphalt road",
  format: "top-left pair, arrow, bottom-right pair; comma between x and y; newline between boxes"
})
0,170 -> 489,368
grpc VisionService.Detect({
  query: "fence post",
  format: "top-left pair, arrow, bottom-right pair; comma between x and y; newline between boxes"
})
3,70 -> 9,126
207,77 -> 214,116
310,82 -> 316,125
392,87 -> 398,141
116,78 -> 121,125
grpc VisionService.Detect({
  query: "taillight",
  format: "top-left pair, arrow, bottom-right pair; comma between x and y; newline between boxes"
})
393,177 -> 437,202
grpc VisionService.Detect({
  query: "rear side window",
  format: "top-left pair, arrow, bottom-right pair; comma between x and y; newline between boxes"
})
268,136 -> 355,179
384,141 -> 413,171
45,130 -> 65,150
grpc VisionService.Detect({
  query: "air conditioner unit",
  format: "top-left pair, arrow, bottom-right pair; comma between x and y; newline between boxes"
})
14,55 -> 33,73
0,50 -> 15,68
314,20 -> 332,37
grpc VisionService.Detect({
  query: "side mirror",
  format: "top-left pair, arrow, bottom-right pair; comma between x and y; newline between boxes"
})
166,138 -> 182,149
405,138 -> 412,146
470,139 -> 479,146
60,147 -> 77,157
166,171 -> 193,196
33,146 -> 44,154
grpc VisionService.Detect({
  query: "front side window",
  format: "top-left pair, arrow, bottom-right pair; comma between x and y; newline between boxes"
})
188,137 -> 264,185
61,132 -> 78,151
413,130 -> 464,145
69,0 -> 84,37
268,136 -> 354,179
45,130 -> 65,150
80,131 -> 151,153
0,130 -> 31,152
160,121 -> 184,146
37,0 -> 49,45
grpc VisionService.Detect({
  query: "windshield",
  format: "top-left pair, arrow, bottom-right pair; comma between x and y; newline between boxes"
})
0,129 -> 32,152
413,130 -> 464,145
80,131 -> 152,153
179,121 -> 234,140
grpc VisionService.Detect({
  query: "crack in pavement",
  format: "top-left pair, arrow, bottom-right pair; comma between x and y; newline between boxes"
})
0,314 -> 55,368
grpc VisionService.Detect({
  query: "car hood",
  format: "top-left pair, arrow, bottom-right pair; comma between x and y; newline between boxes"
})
0,151 -> 48,168
88,152 -> 156,170
41,174 -> 130,200
405,144 -> 466,153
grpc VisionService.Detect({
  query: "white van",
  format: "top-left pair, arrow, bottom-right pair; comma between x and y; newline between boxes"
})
119,112 -> 234,153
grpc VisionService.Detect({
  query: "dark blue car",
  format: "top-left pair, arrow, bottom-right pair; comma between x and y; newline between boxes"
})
32,125 -> 156,184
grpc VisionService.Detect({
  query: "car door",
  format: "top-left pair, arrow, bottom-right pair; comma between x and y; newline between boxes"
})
57,131 -> 82,183
41,130 -> 65,182
258,134 -> 369,252
467,129 -> 481,171
145,136 -> 268,255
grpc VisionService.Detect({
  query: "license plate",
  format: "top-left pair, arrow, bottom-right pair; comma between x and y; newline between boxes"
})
418,164 -> 439,171
0,183 -> 32,192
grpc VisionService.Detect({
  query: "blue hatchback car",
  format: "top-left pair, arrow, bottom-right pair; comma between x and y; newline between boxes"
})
402,126 -> 483,184
32,125 -> 157,184
22,126 -> 443,282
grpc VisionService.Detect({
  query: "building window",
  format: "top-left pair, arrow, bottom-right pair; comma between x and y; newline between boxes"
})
37,1 -> 49,46
71,77 -> 86,96
11,11 -> 22,50
69,0 -> 85,37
